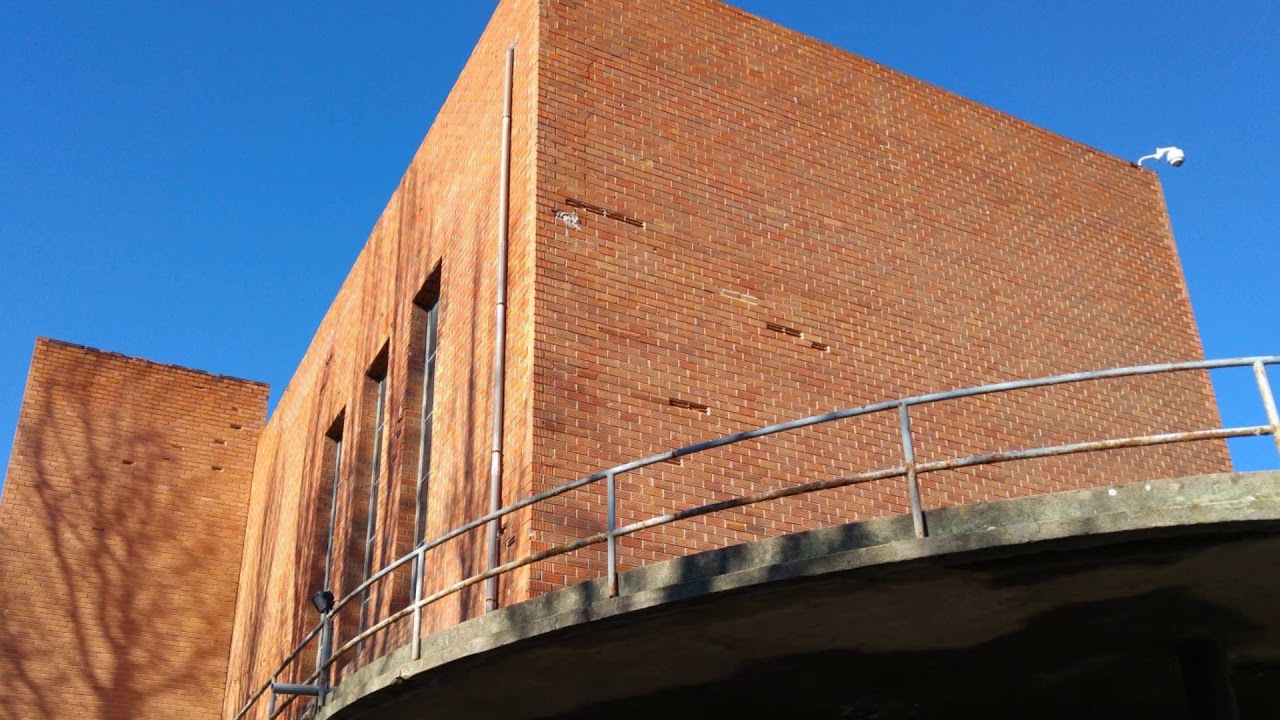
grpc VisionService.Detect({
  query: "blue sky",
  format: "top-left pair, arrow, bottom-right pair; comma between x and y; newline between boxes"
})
2,1 -> 1278,474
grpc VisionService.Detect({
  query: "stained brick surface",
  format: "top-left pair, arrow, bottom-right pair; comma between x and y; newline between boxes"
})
221,0 -> 539,714
527,0 -> 1229,590
0,339 -> 267,720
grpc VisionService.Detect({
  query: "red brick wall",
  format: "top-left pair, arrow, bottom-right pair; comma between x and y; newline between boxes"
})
221,0 -> 540,715
218,0 -> 1231,713
527,0 -> 1229,591
0,338 -> 267,720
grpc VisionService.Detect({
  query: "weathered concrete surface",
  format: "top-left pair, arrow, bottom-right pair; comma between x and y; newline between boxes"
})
318,471 -> 1280,719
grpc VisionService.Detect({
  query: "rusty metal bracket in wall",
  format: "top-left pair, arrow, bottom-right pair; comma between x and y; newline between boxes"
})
565,197 -> 646,228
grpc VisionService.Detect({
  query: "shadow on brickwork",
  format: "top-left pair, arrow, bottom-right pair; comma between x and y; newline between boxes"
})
244,202 -> 499,716
239,427 -> 291,714
263,350 -> 342,720
0,385 -> 225,718
453,212 -> 488,621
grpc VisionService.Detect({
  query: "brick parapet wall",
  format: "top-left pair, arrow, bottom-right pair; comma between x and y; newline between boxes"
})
0,338 -> 268,720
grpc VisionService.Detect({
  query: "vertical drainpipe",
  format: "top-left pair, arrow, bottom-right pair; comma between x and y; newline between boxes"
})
486,45 -> 516,613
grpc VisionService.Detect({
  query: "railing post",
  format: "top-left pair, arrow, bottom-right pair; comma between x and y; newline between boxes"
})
1254,361 -> 1280,459
267,676 -> 277,718
315,613 -> 332,707
411,545 -> 425,661
607,470 -> 619,597
898,403 -> 927,538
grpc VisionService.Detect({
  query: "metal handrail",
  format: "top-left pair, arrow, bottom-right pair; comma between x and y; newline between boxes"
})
234,356 -> 1280,720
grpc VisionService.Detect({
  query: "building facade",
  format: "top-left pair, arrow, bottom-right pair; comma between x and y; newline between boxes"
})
0,340 -> 268,719
0,1 -> 1239,719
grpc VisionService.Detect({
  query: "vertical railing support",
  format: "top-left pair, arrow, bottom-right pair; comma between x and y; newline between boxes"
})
267,677 -> 277,718
898,403 -> 927,538
315,613 -> 333,707
411,545 -> 425,661
1254,361 -> 1280,459
606,471 -> 619,597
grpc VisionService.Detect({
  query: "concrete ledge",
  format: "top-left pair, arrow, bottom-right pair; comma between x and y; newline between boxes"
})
318,471 -> 1280,719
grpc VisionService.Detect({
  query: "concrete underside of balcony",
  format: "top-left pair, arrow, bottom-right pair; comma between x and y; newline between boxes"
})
317,471 -> 1280,720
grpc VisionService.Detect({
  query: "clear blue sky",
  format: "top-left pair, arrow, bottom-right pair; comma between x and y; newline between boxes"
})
3,1 -> 1278,475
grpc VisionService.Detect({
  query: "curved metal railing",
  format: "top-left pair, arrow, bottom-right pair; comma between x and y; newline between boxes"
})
235,356 -> 1280,719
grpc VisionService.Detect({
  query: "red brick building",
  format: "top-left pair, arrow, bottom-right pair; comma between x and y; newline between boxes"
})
0,340 -> 268,720
0,1 -> 1231,719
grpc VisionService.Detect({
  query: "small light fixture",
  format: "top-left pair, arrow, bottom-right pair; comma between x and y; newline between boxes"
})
1136,146 -> 1185,168
311,590 -> 335,615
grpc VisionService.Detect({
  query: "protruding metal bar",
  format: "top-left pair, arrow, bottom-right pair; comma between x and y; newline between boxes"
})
607,471 -> 618,597
1254,361 -> 1280,459
899,403 -> 927,538
267,682 -> 276,717
411,545 -> 425,661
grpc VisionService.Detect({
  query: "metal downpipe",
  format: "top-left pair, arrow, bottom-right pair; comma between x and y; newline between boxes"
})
485,46 -> 516,613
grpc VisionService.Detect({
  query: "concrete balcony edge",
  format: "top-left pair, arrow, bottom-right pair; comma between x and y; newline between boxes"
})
317,470 -> 1280,719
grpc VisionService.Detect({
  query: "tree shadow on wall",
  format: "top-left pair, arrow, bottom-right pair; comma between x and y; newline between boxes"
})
0,382 -> 233,719
253,198 -> 496,704
236,418 -> 290,716
453,210 -> 489,623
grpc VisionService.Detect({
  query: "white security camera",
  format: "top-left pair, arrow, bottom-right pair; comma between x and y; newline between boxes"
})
1137,146 -> 1186,168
